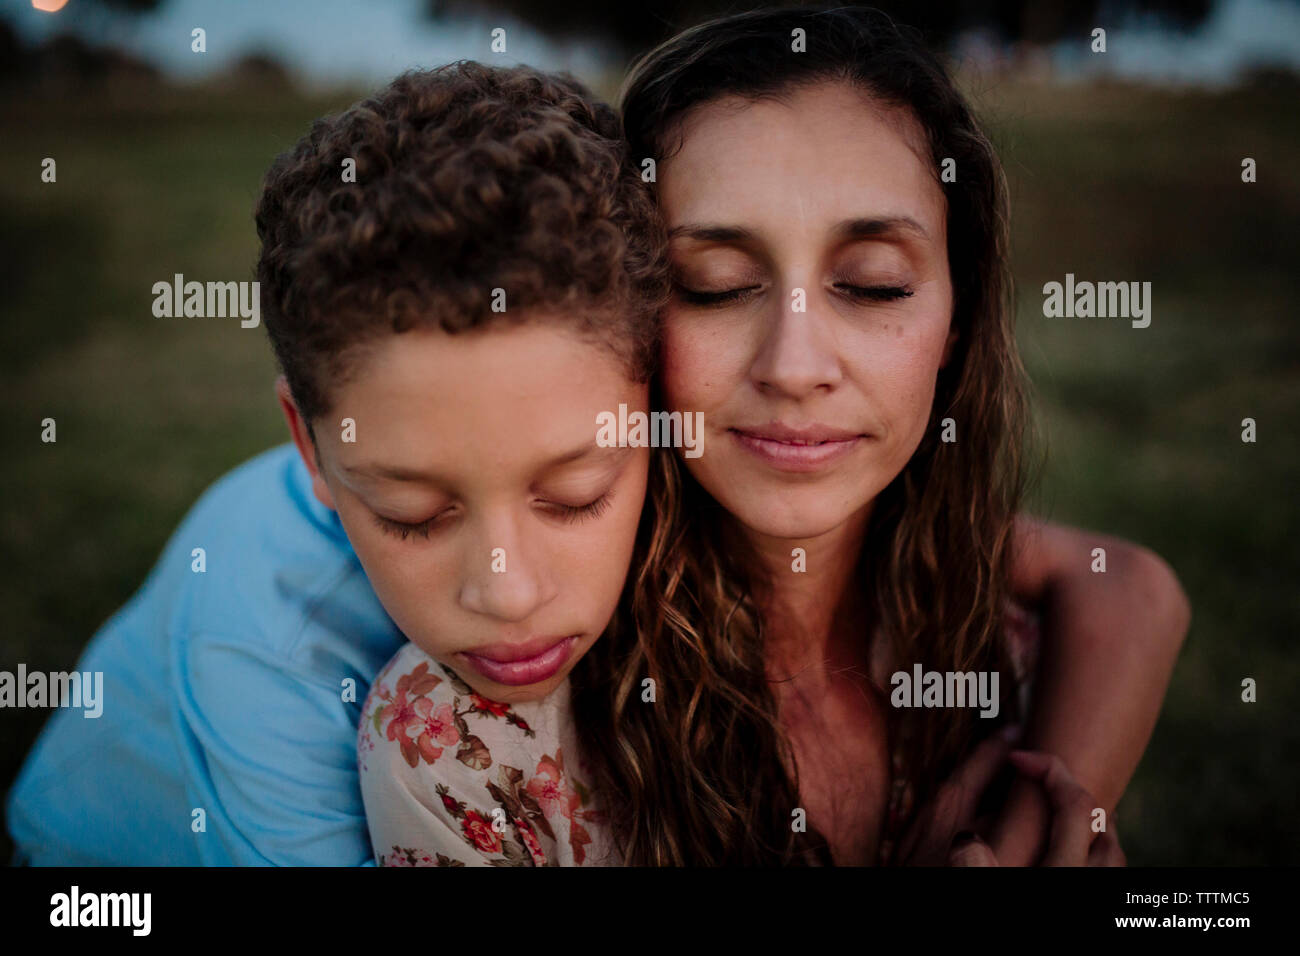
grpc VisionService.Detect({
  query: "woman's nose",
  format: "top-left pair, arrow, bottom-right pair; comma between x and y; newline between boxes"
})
748,289 -> 844,398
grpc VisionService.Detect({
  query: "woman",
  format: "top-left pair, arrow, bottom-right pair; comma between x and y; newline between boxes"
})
567,5 -> 1187,865
359,6 -> 1188,867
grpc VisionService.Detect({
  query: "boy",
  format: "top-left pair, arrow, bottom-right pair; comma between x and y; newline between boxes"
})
7,62 -> 664,865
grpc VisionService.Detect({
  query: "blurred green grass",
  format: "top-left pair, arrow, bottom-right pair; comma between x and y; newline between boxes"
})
1,77 -> 1296,865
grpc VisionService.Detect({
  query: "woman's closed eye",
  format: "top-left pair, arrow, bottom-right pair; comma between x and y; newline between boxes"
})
833,282 -> 915,303
674,281 -> 914,308
674,283 -> 763,307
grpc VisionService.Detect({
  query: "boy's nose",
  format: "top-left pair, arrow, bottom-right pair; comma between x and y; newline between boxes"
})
458,537 -> 553,623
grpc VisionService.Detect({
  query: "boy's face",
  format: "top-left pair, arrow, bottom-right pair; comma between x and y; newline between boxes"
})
283,319 -> 649,704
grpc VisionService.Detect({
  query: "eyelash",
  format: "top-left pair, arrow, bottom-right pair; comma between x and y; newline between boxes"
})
544,491 -> 614,525
675,283 -> 914,307
372,492 -> 614,541
836,284 -> 915,302
676,285 -> 761,307
373,512 -> 439,540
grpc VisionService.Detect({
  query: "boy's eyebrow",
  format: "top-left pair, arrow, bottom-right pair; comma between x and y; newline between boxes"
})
542,441 -> 632,471
341,462 -> 437,483
342,442 -> 630,484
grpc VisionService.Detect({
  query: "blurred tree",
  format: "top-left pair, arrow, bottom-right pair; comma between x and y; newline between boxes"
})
0,21 -> 29,85
218,51 -> 296,93
83,0 -> 166,11
423,0 -> 1213,54
13,31 -> 161,91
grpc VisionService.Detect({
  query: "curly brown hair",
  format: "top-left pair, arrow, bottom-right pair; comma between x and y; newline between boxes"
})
255,61 -> 668,424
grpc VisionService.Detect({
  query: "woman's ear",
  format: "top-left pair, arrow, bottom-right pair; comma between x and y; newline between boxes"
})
275,376 -> 337,512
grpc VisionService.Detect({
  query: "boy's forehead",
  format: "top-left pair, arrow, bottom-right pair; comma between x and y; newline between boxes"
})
321,320 -> 645,484
338,440 -> 633,485
336,318 -> 622,401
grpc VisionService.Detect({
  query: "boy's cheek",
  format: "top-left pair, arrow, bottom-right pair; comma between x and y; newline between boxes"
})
329,516 -> 458,659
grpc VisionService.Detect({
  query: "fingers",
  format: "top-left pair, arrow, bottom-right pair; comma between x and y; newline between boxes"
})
948,725 -> 1022,822
949,832 -> 999,867
1008,750 -> 1103,866
899,725 -> 1019,864
1088,826 -> 1127,867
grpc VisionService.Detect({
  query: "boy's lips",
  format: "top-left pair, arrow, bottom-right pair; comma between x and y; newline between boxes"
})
458,634 -> 579,686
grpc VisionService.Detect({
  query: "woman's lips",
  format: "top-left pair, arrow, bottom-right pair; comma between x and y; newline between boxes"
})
729,425 -> 865,472
458,635 -> 579,687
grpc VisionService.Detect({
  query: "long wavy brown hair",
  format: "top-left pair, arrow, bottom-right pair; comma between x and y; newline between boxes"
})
570,5 -> 1035,864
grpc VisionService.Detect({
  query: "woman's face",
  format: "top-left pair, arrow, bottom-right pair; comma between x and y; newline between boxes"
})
658,81 -> 956,542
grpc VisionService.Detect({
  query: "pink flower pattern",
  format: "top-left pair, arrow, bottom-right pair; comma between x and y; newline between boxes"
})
360,648 -> 604,866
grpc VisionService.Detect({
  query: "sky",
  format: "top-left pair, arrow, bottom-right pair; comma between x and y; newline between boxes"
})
6,0 -> 1300,89
1050,0 -> 1300,84
7,0 -> 618,88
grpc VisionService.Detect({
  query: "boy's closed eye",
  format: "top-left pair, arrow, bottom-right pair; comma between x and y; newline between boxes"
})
361,443 -> 633,542
371,488 -> 616,540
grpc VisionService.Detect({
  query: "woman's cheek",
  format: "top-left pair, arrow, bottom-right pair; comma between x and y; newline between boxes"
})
660,314 -> 738,412
659,321 -> 702,409
888,355 -> 944,463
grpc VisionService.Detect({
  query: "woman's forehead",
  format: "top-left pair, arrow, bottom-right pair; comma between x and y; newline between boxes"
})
669,80 -> 931,156
658,82 -> 945,240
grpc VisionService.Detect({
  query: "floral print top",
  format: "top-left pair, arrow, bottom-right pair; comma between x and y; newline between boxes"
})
358,599 -> 1040,867
359,643 -> 615,866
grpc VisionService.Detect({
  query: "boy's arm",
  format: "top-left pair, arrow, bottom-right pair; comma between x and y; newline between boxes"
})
986,516 -> 1191,865
178,632 -> 378,866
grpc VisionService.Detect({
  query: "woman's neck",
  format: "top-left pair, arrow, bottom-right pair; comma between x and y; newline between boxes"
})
738,505 -> 874,685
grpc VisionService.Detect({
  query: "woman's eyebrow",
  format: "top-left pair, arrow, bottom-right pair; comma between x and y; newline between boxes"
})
836,216 -> 929,241
669,218 -> 928,244
667,223 -> 755,243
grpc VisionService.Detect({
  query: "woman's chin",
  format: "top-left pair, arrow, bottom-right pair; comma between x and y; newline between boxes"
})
727,493 -> 868,543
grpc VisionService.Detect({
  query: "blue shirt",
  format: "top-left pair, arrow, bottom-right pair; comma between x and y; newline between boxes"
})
5,444 -> 405,865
